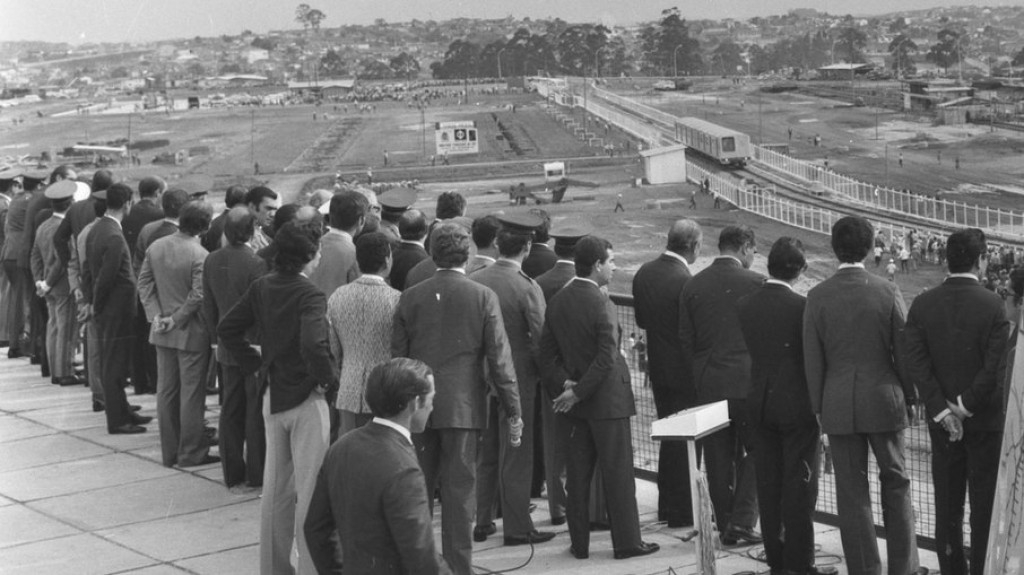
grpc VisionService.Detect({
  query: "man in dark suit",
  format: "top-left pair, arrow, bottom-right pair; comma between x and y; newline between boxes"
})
679,225 -> 764,545
202,184 -> 246,253
632,219 -> 701,528
738,238 -> 834,575
1,171 -> 30,358
219,220 -> 336,575
310,190 -> 365,296
521,209 -> 557,279
123,177 -> 165,394
123,176 -> 165,258
539,235 -> 659,561
53,169 -> 111,271
804,216 -> 922,575
471,213 -> 556,546
305,358 -> 452,575
466,215 -> 499,274
82,184 -> 152,435
134,188 -> 189,273
391,222 -> 523,575
390,209 -> 428,290
204,207 -> 267,488
906,228 -> 1008,575
19,170 -> 56,368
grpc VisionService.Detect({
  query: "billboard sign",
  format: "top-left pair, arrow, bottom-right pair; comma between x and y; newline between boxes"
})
435,121 -> 479,155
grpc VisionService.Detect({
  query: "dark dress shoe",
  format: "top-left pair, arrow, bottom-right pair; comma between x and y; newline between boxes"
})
93,400 -> 105,412
110,424 -> 146,434
550,515 -> 566,526
180,455 -> 221,467
589,520 -> 610,531
30,355 -> 41,365
569,546 -> 589,559
7,348 -> 24,359
130,413 -> 154,425
613,541 -> 660,559
721,524 -> 763,545
473,523 -> 496,542
130,404 -> 142,412
504,530 -> 556,546
52,377 -> 61,385
58,376 -> 83,386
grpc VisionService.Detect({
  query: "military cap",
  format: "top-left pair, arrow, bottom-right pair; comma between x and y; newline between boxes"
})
44,179 -> 77,200
379,187 -> 417,214
550,224 -> 591,250
0,168 -> 25,180
23,169 -> 50,184
73,181 -> 92,201
497,212 -> 544,235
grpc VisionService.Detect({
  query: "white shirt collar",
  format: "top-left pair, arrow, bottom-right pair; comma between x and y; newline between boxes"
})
715,255 -> 743,266
360,274 -> 386,283
947,273 -> 979,281
838,262 -> 865,269
372,417 -> 412,444
574,277 -> 600,288
438,267 -> 466,274
765,278 -> 793,291
51,212 -> 67,220
475,255 -> 496,263
556,259 -> 574,265
663,251 -> 691,270
400,239 -> 425,247
163,218 -> 179,226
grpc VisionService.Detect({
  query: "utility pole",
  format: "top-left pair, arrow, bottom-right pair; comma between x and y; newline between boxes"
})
250,108 -> 255,168
126,112 -> 132,167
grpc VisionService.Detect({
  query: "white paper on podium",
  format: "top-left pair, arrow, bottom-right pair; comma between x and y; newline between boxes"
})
650,400 -> 730,441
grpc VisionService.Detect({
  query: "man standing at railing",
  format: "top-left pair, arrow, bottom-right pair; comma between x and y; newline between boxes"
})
632,219 -> 702,529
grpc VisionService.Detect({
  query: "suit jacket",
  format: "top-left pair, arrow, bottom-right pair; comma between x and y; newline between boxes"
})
632,253 -> 693,399
803,266 -> 914,435
522,242 -> 557,279
403,257 -> 437,290
539,278 -> 635,420
137,232 -> 210,351
83,216 -> 136,320
327,275 -> 401,413
53,196 -> 98,267
905,276 -> 1009,432
123,198 -> 163,258
679,257 -> 764,402
737,282 -> 816,427
305,422 -> 451,575
202,243 -> 266,365
1,192 -> 29,263
471,260 -> 546,388
389,242 -> 428,291
218,271 -> 336,414
201,209 -> 228,253
134,219 -> 178,274
391,269 -> 521,428
30,215 -> 69,297
19,189 -> 49,267
465,255 -> 495,276
310,229 -> 360,297
535,260 -> 575,303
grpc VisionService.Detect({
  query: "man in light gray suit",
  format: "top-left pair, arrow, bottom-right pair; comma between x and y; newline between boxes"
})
311,191 -> 365,297
138,200 -> 218,467
803,216 -> 923,575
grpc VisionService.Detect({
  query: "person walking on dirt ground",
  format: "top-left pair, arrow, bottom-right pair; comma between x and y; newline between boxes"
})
703,177 -> 711,195
713,193 -> 722,209
787,127 -> 793,140
366,167 -> 373,186
689,190 -> 698,210
898,152 -> 903,168
886,258 -> 897,282
383,150 -> 389,167
614,194 -> 625,213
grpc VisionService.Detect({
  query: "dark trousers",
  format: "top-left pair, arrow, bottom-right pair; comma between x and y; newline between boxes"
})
131,300 -> 157,394
29,289 -> 48,372
219,363 -> 265,487
2,261 -> 26,351
753,420 -> 821,573
477,382 -> 539,537
928,426 -> 1001,575
563,415 -> 642,553
416,427 -> 478,575
650,383 -> 694,525
95,307 -> 135,432
830,431 -> 919,575
700,397 -> 758,531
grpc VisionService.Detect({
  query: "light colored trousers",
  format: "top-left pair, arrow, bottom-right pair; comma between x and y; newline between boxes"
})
260,389 -> 329,575
155,346 -> 211,467
45,292 -> 76,378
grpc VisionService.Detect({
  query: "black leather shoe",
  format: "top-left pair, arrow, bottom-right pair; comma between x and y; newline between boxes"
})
551,516 -> 566,526
180,455 -> 221,467
473,523 -> 496,542
721,524 -> 763,545
110,424 -> 146,434
504,530 -> 556,546
7,348 -> 24,359
613,541 -> 660,559
589,521 -> 610,531
58,376 -> 83,386
30,355 -> 41,365
93,400 -> 104,412
130,413 -> 153,425
130,404 -> 142,412
569,546 -> 589,559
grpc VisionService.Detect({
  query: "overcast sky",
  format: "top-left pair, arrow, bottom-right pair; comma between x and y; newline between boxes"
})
0,0 -> 1018,44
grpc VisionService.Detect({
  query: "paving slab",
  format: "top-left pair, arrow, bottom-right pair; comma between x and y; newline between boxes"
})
17,405 -> 108,432
0,532 -> 154,575
71,425 -> 164,452
97,500 -> 260,562
173,544 -> 260,575
0,414 -> 58,443
0,505 -> 81,549
0,433 -> 112,473
120,565 -> 192,575
30,472 -> 258,532
0,385 -> 87,413
0,452 -> 175,502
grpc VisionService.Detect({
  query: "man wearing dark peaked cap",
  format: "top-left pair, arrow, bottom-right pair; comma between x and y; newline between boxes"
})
1,169 -> 30,358
521,208 -> 557,279
378,187 -> 416,244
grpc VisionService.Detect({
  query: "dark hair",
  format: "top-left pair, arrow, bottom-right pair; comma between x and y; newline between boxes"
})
364,358 -> 433,418
497,228 -> 531,258
430,222 -> 471,268
435,191 -> 466,220
574,235 -> 612,278
92,198 -> 107,218
945,228 -> 986,274
718,225 -> 756,253
138,176 -> 164,198
529,208 -> 551,243
161,189 -> 190,218
472,215 -> 500,249
355,231 -> 392,275
329,190 -> 368,231
272,203 -> 301,235
92,169 -> 114,193
179,200 -> 214,237
245,186 -> 278,208
398,209 -> 427,241
831,216 -> 874,264
274,221 -> 323,275
49,164 -> 75,184
224,206 -> 257,246
667,219 -> 701,254
224,184 -> 248,208
553,241 -> 575,259
105,183 -> 133,210
767,237 -> 806,281
51,196 -> 73,213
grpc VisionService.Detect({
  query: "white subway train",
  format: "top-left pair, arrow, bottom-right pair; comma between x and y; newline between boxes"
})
674,117 -> 751,167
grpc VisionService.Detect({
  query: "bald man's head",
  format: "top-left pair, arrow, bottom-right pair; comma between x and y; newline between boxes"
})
667,219 -> 702,262
224,206 -> 257,246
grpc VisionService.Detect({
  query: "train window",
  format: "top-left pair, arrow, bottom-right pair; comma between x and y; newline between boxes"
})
722,137 -> 736,152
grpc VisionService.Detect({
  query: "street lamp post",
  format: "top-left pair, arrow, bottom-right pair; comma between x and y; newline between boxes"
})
673,45 -> 684,78
497,47 -> 507,79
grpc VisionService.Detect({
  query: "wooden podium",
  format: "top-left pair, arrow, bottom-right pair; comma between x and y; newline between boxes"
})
651,400 -> 731,575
